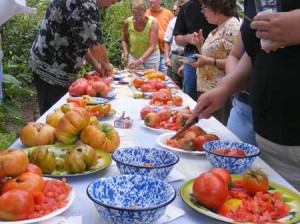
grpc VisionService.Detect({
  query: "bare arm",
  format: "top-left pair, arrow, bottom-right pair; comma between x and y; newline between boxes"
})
121,20 -> 129,62
175,33 -> 198,47
225,31 -> 244,74
88,44 -> 112,77
164,41 -> 171,67
251,9 -> 300,51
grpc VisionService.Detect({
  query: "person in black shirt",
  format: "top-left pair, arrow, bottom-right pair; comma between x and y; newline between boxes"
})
173,0 -> 215,101
186,0 -> 300,191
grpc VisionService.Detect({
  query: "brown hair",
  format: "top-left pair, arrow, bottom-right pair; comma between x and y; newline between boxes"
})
200,0 -> 236,17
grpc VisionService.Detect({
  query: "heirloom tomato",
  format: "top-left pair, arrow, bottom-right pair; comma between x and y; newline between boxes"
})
194,134 -> 219,151
157,108 -> 171,122
132,78 -> 145,88
0,189 -> 35,221
242,169 -> 269,195
140,106 -> 154,120
2,172 -> 45,194
152,90 -> 172,104
210,168 -> 232,186
25,163 -> 43,176
20,122 -> 56,147
0,149 -> 28,177
144,112 -> 161,128
193,171 -> 229,210
217,198 -> 242,216
68,78 -> 88,96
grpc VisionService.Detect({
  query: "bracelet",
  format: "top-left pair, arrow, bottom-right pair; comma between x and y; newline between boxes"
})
139,58 -> 144,63
213,58 -> 217,66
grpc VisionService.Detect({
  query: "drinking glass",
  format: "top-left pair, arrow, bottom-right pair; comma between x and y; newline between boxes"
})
254,0 -> 281,47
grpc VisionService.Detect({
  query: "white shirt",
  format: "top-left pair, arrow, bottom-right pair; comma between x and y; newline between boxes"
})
164,17 -> 184,54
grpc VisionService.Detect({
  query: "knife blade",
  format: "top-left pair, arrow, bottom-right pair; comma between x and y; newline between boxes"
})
170,117 -> 199,140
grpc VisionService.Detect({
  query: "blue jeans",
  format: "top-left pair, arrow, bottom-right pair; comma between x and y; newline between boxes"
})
183,55 -> 197,101
159,54 -> 168,74
0,50 -> 3,104
227,97 -> 257,146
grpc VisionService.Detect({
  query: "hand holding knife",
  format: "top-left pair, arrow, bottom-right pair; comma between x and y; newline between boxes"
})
170,117 -> 199,140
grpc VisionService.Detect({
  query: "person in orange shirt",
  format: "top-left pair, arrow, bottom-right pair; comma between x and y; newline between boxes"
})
146,0 -> 173,74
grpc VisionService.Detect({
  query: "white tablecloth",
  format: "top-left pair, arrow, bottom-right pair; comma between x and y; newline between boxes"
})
10,82 -> 299,224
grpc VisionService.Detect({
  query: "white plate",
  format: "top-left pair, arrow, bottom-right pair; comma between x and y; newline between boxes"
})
156,132 -> 205,156
0,177 -> 75,224
140,121 -> 172,134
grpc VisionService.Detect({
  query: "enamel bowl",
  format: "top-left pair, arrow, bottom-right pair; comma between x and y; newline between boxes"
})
203,140 -> 261,174
87,175 -> 176,224
111,147 -> 179,180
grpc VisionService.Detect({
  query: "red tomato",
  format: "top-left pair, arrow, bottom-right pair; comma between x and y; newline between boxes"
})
193,172 -> 229,210
139,106 -> 154,120
210,168 -> 232,185
227,149 -> 246,157
152,90 -> 172,104
141,84 -> 156,92
68,78 -> 88,96
25,163 -> 43,176
194,135 -> 211,151
242,169 -> 269,195
172,96 -> 183,106
157,108 -> 171,122
212,149 -> 230,155
2,172 -> 45,194
0,189 -> 35,221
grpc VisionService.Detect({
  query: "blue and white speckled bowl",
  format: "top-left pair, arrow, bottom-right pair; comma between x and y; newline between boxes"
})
203,140 -> 261,174
86,175 -> 176,224
111,147 -> 179,180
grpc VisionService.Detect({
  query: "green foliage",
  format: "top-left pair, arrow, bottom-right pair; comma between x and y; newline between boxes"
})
99,0 -> 132,69
0,133 -> 17,150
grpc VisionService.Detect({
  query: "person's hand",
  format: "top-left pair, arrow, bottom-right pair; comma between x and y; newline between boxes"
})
185,33 -> 198,46
165,57 -> 171,67
190,54 -> 209,68
186,86 -> 230,124
193,29 -> 204,49
127,59 -> 141,69
121,52 -> 128,61
178,65 -> 184,77
251,12 -> 297,52
99,62 -> 113,77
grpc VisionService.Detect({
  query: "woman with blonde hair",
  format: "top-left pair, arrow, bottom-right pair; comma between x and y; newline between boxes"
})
121,0 -> 160,70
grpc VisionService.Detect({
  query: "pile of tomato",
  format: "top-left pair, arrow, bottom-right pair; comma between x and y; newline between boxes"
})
0,149 -> 72,221
193,168 -> 291,223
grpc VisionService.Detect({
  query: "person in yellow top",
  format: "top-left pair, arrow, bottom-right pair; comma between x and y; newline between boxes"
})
121,0 -> 159,70
146,0 -> 174,74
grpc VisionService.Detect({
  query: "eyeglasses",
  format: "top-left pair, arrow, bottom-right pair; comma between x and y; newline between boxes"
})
201,5 -> 208,13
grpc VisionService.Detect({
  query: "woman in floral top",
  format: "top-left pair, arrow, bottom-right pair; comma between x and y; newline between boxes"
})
191,0 -> 240,124
29,0 -> 118,115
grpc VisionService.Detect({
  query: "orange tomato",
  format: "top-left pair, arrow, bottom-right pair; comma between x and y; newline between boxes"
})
2,172 -> 45,194
132,78 -> 145,88
0,149 -> 29,177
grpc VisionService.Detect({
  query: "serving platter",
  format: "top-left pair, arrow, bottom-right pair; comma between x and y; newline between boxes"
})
24,145 -> 112,177
0,177 -> 75,224
156,132 -> 205,156
180,175 -> 300,223
97,108 -> 116,119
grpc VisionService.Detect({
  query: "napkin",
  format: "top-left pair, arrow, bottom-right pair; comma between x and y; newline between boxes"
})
165,169 -> 185,183
155,205 -> 185,223
38,216 -> 82,224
